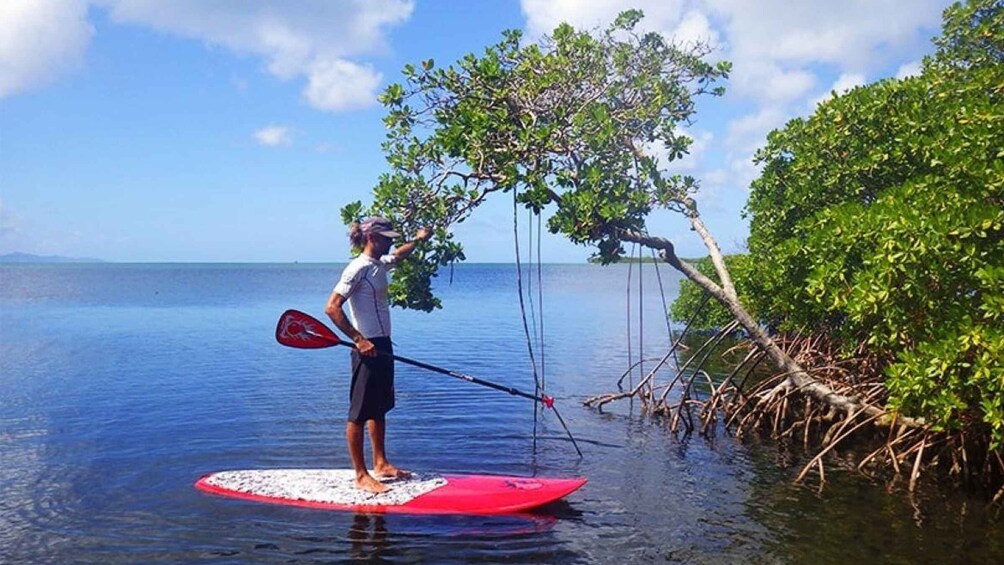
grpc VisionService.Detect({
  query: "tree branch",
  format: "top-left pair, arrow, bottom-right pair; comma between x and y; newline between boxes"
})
614,227 -> 926,429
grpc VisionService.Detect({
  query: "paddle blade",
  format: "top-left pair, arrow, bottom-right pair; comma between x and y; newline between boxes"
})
276,310 -> 341,349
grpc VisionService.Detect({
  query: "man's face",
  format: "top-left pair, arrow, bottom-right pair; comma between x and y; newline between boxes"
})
369,233 -> 393,255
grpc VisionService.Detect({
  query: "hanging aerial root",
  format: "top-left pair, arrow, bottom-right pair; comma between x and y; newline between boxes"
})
583,306 -> 718,411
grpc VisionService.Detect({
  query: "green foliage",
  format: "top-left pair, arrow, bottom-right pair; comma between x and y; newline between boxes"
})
343,10 -> 728,311
671,255 -> 755,330
743,0 -> 1004,445
931,0 -> 1004,69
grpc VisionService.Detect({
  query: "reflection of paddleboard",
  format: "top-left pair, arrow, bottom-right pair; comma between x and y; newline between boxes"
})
195,469 -> 586,515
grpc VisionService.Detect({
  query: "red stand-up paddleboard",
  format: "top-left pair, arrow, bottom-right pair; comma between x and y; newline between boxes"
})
195,469 -> 586,515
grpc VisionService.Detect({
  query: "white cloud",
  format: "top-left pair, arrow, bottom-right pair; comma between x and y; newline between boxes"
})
734,60 -> 817,103
688,167 -> 730,204
726,107 -> 785,153
522,1 -> 944,104
303,58 -> 382,112
95,0 -> 414,112
519,0 -> 950,218
896,60 -> 923,79
831,72 -> 867,93
706,1 -> 947,199
810,72 -> 867,108
1,1 -> 414,109
0,0 -> 94,97
522,0 -> 677,38
521,0 -> 721,47
671,10 -> 718,47
706,0 -> 946,71
254,125 -> 292,147
723,106 -> 788,190
728,155 -> 762,193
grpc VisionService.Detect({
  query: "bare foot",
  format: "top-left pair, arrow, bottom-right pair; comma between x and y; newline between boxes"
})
354,473 -> 390,494
374,463 -> 412,479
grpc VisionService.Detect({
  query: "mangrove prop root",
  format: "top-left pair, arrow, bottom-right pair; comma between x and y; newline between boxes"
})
586,331 -> 1004,505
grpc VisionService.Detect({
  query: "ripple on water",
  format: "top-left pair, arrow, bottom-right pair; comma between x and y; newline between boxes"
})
2,264 -> 1002,564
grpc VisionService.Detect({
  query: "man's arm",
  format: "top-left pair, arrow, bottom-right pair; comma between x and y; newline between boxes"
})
392,227 -> 432,262
325,291 -> 376,356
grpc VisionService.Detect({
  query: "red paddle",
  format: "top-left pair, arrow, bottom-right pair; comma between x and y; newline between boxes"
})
276,309 -> 555,408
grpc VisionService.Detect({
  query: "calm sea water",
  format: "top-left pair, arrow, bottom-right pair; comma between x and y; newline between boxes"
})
1,263 -> 1001,564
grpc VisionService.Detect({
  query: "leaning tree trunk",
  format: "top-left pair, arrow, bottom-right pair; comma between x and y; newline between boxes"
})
615,200 -> 925,430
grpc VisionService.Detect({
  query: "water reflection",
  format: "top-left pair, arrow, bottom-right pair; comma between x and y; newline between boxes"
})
741,454 -> 1004,565
276,511 -> 572,564
348,514 -> 388,561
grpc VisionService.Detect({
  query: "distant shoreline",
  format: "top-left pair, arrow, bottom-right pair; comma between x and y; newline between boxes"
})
0,253 -> 104,264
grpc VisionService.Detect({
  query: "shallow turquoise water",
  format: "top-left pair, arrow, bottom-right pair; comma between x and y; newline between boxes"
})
1,263 -> 1000,563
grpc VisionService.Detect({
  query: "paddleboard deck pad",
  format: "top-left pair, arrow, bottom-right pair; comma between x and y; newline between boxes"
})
195,469 -> 586,515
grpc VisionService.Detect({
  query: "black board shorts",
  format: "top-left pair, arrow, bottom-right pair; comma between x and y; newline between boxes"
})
348,337 -> 395,422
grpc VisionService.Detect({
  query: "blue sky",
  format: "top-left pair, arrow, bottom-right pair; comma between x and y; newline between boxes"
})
1,0 -> 951,262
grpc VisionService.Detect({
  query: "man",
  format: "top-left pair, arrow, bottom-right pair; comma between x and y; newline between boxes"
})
325,216 -> 431,493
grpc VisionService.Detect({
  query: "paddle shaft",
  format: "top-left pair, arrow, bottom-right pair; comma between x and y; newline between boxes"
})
332,340 -> 554,407
281,309 -> 578,454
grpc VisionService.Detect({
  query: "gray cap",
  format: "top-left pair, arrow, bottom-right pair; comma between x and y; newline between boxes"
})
360,216 -> 401,238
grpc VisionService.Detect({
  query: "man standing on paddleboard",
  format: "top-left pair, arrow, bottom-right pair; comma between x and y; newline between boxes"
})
325,217 -> 431,493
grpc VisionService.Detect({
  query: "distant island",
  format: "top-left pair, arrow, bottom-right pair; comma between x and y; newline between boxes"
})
0,252 -> 104,263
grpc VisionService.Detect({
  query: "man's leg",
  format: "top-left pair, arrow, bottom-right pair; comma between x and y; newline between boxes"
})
368,419 -> 409,478
346,420 -> 388,493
